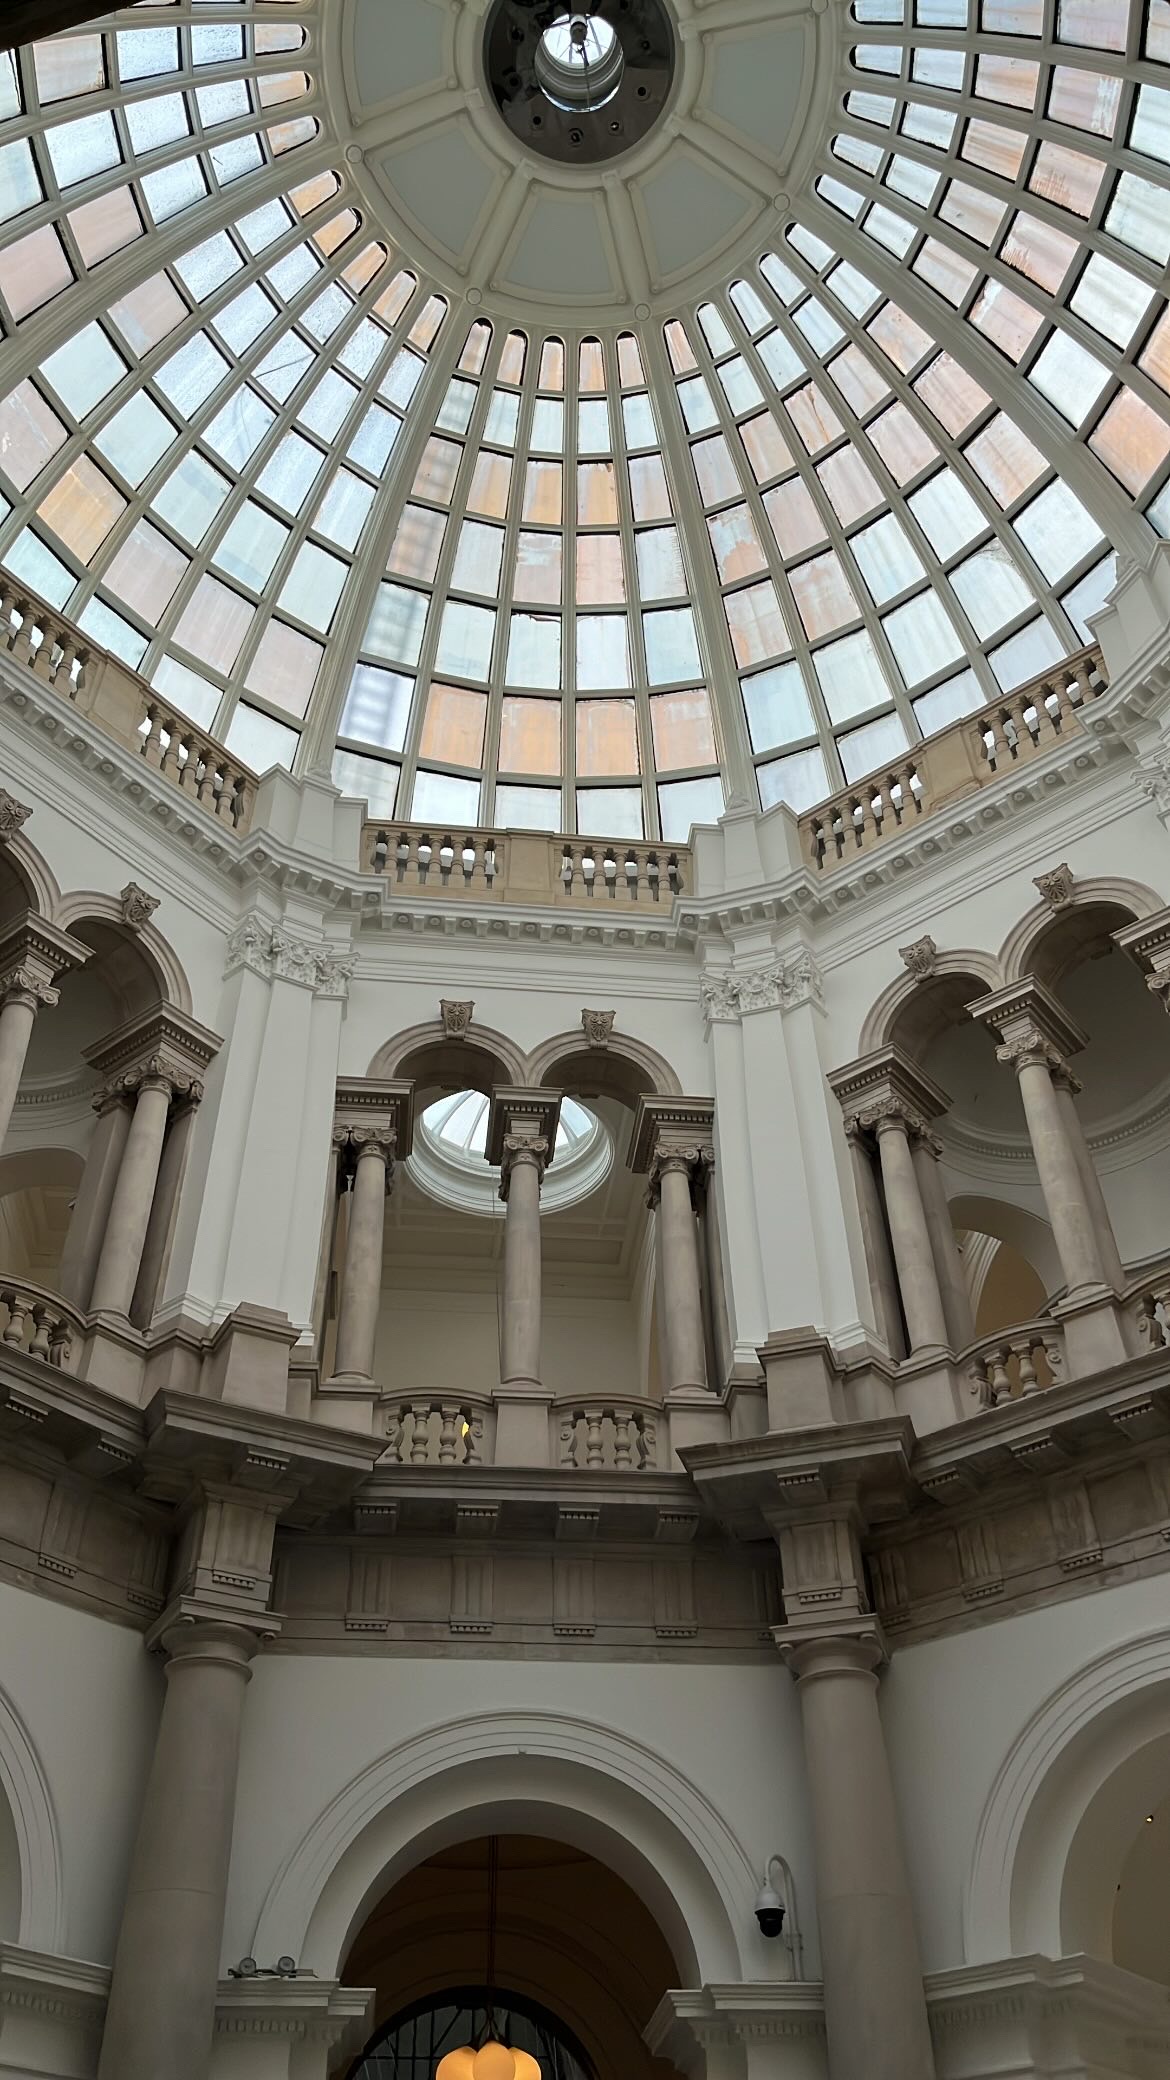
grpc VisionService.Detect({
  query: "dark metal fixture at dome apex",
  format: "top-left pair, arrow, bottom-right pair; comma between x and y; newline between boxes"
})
483,0 -> 675,166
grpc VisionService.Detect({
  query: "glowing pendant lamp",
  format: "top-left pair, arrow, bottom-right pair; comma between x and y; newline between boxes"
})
435,1839 -> 541,2080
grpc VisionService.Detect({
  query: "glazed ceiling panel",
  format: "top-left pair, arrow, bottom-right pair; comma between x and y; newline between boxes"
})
0,0 -> 1166,842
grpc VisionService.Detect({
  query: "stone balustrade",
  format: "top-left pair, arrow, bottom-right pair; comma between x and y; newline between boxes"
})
557,1398 -> 660,1470
361,822 -> 689,906
802,646 -> 1107,874
968,1322 -> 1064,1408
0,1277 -> 81,1370
1,578 -> 258,835
1134,1274 -> 1170,1351
380,1396 -> 489,1465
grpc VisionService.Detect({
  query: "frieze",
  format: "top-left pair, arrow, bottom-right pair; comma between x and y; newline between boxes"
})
699,950 -> 824,1024
225,912 -> 356,998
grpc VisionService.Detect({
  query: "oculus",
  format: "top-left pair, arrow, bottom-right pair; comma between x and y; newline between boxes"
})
483,0 -> 675,165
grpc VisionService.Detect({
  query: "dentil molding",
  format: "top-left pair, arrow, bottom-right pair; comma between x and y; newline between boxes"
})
225,912 -> 356,998
699,951 -> 824,1024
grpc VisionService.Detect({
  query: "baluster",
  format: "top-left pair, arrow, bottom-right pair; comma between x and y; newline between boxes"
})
395,834 -> 410,880
0,582 -> 16,642
2,1290 -> 27,1348
584,1409 -> 605,1466
55,637 -> 79,695
409,1401 -> 432,1463
667,854 -> 682,895
612,1409 -> 633,1469
1012,1338 -> 1039,1395
987,1346 -> 1012,1402
31,618 -> 56,679
464,1414 -> 484,1465
461,839 -> 476,884
560,1419 -> 580,1468
638,1418 -> 655,1470
582,850 -> 596,893
438,1404 -> 459,1463
48,1318 -> 72,1369
416,835 -> 432,881
384,1406 -> 406,1463
438,836 -> 455,882
27,1304 -> 52,1360
603,850 -> 617,897
624,852 -> 638,900
647,853 -> 660,901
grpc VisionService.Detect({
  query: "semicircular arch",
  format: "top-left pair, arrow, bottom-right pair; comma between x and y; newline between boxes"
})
250,1711 -> 750,1987
1000,879 -> 1163,987
0,1680 -> 63,1952
0,830 -> 60,924
368,1021 -> 527,1092
947,1194 -> 1063,1300
524,1029 -> 683,1103
52,892 -> 191,1014
859,950 -> 1003,1057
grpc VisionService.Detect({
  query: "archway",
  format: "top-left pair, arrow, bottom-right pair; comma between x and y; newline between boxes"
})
340,1834 -> 683,2080
0,1145 -> 84,1287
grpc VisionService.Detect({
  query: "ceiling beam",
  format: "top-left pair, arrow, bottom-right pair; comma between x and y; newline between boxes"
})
1,2 -> 114,53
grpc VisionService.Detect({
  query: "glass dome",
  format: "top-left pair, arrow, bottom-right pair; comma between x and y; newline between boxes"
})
410,1091 -> 610,1215
0,0 -> 1167,841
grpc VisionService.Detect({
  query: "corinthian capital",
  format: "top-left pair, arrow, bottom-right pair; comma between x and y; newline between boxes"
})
645,1142 -> 713,1210
0,963 -> 59,1010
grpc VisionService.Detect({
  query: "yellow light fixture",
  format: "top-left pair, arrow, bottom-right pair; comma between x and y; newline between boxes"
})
434,1840 -> 540,2080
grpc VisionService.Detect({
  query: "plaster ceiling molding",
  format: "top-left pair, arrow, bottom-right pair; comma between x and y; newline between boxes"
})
332,0 -> 833,321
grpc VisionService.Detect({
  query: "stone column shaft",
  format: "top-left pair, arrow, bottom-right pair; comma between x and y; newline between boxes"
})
1011,1054 -> 1107,1298
0,990 -> 38,1156
332,1140 -> 390,1382
788,1634 -> 936,2080
89,1076 -> 172,1318
1054,1078 -> 1125,1292
97,1621 -> 257,2080
912,1135 -> 975,1349
847,1128 -> 905,1359
874,1115 -> 948,1353
59,1095 -> 133,1310
131,1099 -> 197,1330
651,1154 -> 708,1394
500,1142 -> 545,1389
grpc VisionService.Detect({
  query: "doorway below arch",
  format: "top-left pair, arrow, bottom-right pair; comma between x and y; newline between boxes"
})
338,1834 -> 684,2080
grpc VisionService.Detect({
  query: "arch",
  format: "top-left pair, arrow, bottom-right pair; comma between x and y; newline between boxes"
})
858,949 -> 1003,1057
0,1679 -> 64,1952
52,892 -> 192,1014
965,1630 -> 1170,1965
0,1146 -> 85,1198
948,1194 -> 1063,1302
1000,878 -> 1163,988
524,1029 -> 683,1103
0,830 -> 60,924
368,1020 -> 527,1092
250,1711 -> 749,1987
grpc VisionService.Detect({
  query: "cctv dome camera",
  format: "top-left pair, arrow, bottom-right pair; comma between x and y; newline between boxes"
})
754,1883 -> 786,1938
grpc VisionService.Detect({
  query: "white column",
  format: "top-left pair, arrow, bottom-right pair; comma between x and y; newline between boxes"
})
846,1122 -> 905,1359
0,916 -> 84,1158
996,1035 -> 1109,1299
331,1132 -> 393,1383
1053,1070 -> 1125,1292
59,1090 -> 133,1309
130,1096 -> 199,1330
912,1131 -> 975,1348
872,1108 -> 949,1354
648,1146 -> 709,1394
0,984 -> 41,1157
784,1631 -> 936,2080
89,1071 -> 174,1319
498,1135 -> 548,1390
97,1619 -> 259,2080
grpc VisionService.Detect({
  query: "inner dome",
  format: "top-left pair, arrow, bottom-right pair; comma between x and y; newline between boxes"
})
0,1 -> 1165,843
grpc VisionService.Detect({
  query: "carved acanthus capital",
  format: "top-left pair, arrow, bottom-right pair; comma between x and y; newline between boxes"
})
120,881 -> 161,931
440,998 -> 474,1038
0,789 -> 32,839
828,1045 -> 949,1149
898,934 -> 937,980
995,1028 -> 1069,1078
498,1132 -> 550,1200
699,950 -> 824,1024
84,1004 -> 220,1110
334,1121 -> 396,1191
970,978 -> 1087,1086
581,1007 -> 615,1047
0,963 -> 59,1011
1033,862 -> 1075,910
645,1142 -> 713,1210
852,1096 -> 930,1143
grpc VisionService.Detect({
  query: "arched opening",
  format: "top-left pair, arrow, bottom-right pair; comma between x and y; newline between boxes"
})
339,1834 -> 684,2080
0,1146 -> 84,1288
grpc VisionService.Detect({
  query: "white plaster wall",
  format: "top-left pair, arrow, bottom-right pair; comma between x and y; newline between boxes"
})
374,1284 -> 644,1402
223,1655 -> 812,1983
0,1581 -> 160,1965
881,1572 -> 1170,1976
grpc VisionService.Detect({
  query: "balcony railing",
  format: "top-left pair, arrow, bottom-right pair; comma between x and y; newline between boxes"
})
361,823 -> 690,906
0,578 -> 259,834
800,647 -> 1108,874
1,576 -> 1108,896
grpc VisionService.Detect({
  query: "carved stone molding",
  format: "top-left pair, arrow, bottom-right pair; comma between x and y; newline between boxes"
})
1033,862 -> 1075,909
485,1086 -> 562,1188
1113,908 -> 1170,1020
629,1094 -> 716,1182
440,997 -> 474,1038
828,1045 -> 950,1145
498,1132 -> 551,1200
699,951 -> 823,1025
1135,749 -> 1170,815
120,881 -> 161,931
0,788 -> 32,838
225,912 -> 356,998
0,912 -> 88,1009
898,934 -> 937,980
332,1077 -> 414,1182
581,1007 -> 615,1047
970,978 -> 1088,1078
83,1003 -> 221,1105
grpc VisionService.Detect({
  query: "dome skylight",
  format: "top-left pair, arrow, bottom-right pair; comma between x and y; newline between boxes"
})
0,1 -> 1166,842
411,1092 -> 610,1216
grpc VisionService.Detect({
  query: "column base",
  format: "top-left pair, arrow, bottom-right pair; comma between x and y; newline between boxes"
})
493,1385 -> 553,1465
